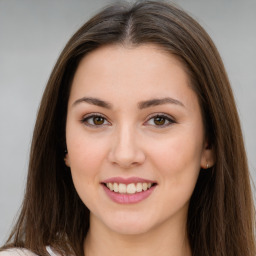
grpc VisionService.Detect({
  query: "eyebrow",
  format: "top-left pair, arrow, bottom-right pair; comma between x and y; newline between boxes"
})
72,97 -> 112,109
138,97 -> 184,109
72,96 -> 184,109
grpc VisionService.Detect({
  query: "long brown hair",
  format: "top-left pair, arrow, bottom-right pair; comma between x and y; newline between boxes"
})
1,1 -> 255,255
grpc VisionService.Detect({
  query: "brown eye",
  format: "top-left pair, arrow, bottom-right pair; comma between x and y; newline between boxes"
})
154,116 -> 166,125
82,114 -> 110,127
145,114 -> 175,128
93,116 -> 105,125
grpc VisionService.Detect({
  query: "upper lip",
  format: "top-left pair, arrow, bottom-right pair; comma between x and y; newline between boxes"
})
101,176 -> 157,185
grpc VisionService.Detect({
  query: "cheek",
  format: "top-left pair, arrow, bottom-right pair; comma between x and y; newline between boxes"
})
66,128 -> 109,190
148,133 -> 203,213
147,131 -> 203,182
66,124 -> 106,167
66,135 -> 107,207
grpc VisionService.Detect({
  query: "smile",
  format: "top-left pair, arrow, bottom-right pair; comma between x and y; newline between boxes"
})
105,182 -> 154,194
101,177 -> 157,204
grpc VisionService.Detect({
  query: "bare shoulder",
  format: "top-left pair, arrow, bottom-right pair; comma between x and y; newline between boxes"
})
0,248 -> 37,256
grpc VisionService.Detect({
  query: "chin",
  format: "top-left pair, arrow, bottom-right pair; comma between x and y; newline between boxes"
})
102,212 -> 155,235
111,222 -> 152,236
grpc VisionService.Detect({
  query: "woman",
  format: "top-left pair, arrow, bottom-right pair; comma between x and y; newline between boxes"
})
1,1 -> 255,256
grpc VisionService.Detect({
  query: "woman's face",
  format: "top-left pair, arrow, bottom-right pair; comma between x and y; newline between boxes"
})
65,44 -> 214,235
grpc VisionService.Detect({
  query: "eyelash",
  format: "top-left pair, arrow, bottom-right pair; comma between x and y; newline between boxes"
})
80,113 -> 176,128
144,114 -> 176,128
80,113 -> 110,128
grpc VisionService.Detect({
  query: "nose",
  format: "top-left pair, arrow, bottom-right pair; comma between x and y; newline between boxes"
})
107,125 -> 146,169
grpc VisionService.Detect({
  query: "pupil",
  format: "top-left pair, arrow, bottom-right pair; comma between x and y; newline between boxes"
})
94,116 -> 104,125
154,117 -> 165,125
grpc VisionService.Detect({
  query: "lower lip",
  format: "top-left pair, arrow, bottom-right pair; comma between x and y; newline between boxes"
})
102,184 -> 156,204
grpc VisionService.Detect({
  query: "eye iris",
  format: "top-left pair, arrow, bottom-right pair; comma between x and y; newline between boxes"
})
93,116 -> 104,125
154,116 -> 165,125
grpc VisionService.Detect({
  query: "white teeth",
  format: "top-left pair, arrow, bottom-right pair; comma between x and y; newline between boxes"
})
105,182 -> 154,194
119,183 -> 126,194
127,183 -> 136,194
142,183 -> 148,191
109,183 -> 114,191
113,183 -> 118,192
136,183 -> 143,192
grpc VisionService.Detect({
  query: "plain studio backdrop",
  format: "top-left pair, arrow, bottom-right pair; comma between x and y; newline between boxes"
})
0,0 -> 255,245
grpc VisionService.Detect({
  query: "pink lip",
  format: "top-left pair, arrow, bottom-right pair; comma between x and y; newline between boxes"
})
102,176 -> 156,185
101,177 -> 157,204
102,185 -> 156,204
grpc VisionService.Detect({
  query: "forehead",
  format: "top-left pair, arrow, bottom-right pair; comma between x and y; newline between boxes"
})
69,43 -> 197,109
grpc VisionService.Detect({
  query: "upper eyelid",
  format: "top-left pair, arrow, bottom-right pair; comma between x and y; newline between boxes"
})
81,113 -> 111,125
145,112 -> 175,121
82,112 -> 108,120
80,112 -> 176,124
143,113 -> 176,128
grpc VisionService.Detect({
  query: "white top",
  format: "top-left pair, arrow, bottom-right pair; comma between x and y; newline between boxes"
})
0,247 -> 57,256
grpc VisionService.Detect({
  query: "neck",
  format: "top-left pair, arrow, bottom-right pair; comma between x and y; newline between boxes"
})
83,215 -> 191,256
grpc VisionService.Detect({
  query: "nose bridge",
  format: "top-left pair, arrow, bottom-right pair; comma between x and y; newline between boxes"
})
109,122 -> 145,168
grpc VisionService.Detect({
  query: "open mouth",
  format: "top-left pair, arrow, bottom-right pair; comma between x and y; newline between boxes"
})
103,182 -> 157,194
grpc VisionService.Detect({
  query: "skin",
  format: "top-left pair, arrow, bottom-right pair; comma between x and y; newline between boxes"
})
65,44 -> 215,256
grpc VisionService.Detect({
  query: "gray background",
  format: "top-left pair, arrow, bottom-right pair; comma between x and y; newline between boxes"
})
0,0 -> 255,245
